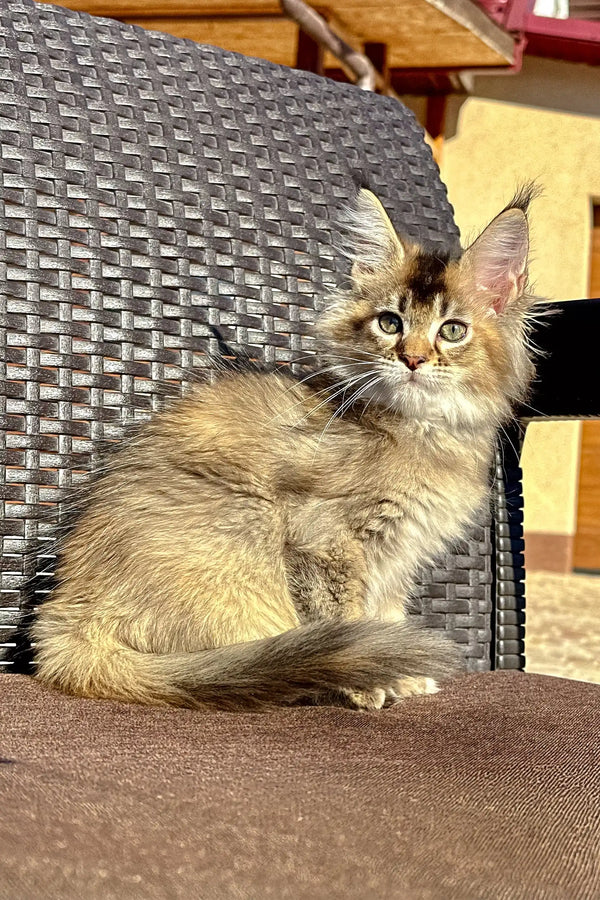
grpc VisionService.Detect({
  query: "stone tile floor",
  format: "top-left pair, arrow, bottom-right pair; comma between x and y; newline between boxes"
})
526,571 -> 600,683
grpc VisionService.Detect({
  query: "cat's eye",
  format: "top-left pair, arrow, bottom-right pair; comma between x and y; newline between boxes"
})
378,312 -> 402,335
438,321 -> 468,342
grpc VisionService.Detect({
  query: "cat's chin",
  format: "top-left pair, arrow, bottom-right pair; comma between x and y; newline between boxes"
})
319,360 -> 501,431
371,377 -> 497,431
366,371 -> 443,409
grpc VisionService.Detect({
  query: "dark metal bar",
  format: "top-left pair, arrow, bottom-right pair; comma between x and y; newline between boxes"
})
280,0 -> 377,90
524,298 -> 600,420
296,27 -> 323,75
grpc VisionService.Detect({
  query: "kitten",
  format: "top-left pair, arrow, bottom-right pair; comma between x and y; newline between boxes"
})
32,187 -> 537,711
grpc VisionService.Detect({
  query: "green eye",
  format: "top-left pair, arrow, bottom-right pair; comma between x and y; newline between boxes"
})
378,312 -> 402,335
438,321 -> 468,342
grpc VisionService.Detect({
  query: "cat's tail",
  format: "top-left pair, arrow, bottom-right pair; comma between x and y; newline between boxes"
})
36,618 -> 462,709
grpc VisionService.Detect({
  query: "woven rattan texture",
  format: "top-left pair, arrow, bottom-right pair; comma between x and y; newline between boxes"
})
0,0 -> 493,671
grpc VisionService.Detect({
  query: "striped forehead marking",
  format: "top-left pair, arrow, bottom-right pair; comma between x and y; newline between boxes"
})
406,252 -> 449,303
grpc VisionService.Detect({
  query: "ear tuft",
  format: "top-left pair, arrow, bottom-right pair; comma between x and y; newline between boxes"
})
340,189 -> 407,281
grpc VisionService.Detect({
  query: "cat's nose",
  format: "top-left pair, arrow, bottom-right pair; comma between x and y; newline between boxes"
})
401,354 -> 427,371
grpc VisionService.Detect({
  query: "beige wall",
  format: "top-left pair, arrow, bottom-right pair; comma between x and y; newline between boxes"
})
440,58 -> 600,545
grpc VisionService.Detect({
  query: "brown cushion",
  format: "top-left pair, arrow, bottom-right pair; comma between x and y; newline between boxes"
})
1,671 -> 599,898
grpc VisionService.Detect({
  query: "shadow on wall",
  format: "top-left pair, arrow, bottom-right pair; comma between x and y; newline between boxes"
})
444,55 -> 600,142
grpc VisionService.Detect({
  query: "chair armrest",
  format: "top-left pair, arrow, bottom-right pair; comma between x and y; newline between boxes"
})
523,298 -> 600,420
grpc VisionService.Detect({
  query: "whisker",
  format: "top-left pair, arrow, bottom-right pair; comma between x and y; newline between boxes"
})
517,400 -> 549,419
356,376 -> 385,420
336,378 -> 373,419
269,379 -> 357,424
324,357 -> 385,368
322,346 -> 386,362
295,370 -> 375,430
266,364 -> 378,422
275,358 -> 383,400
356,376 -> 386,420
499,424 -> 520,465
311,374 -> 382,461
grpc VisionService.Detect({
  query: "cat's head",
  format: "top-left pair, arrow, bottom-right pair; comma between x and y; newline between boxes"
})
315,188 -> 539,430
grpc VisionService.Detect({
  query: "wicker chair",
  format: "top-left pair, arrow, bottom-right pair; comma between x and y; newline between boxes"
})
1,2 -> 599,897
1,0 -> 521,675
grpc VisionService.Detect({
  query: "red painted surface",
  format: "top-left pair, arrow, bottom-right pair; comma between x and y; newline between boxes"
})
477,0 -> 535,31
476,0 -> 600,63
524,13 -> 600,62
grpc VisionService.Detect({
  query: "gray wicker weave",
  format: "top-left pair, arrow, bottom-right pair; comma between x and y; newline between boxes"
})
0,0 -> 525,674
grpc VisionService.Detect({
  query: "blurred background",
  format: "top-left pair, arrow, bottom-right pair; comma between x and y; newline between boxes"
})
35,0 -> 600,681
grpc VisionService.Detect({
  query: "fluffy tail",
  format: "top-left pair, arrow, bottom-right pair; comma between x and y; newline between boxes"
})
38,619 -> 462,709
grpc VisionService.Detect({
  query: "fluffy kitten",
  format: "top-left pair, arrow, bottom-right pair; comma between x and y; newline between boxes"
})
33,188 -> 537,710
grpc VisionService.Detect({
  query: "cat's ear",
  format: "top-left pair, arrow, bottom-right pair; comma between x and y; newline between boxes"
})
460,207 -> 529,314
342,189 -> 408,282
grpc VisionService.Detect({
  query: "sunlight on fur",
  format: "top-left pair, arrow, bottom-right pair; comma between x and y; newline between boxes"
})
33,187 -> 541,711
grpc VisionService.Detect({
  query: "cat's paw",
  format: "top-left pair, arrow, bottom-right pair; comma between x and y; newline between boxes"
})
385,677 -> 440,704
343,687 -> 388,711
334,678 -> 439,710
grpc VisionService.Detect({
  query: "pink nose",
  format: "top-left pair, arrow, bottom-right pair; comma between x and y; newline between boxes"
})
401,355 -> 427,371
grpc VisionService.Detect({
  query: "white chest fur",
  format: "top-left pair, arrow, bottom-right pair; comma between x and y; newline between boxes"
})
363,428 -> 492,619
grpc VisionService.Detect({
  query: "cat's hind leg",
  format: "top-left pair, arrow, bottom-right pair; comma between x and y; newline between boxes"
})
284,539 -> 368,624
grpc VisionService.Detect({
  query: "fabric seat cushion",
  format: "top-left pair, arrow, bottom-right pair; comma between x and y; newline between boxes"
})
1,671 -> 599,899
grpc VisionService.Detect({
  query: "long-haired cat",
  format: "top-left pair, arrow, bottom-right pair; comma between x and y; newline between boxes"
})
33,187 -> 537,710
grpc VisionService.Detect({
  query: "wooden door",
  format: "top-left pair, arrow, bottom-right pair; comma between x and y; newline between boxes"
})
573,206 -> 600,571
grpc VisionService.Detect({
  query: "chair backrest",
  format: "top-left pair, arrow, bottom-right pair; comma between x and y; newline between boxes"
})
0,0 -> 495,672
